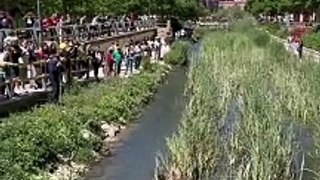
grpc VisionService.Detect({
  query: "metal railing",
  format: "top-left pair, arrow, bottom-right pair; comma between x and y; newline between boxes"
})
0,53 -> 96,98
0,18 -> 157,99
0,19 -> 157,45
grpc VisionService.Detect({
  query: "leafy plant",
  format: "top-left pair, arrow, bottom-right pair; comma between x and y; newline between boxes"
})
164,40 -> 191,65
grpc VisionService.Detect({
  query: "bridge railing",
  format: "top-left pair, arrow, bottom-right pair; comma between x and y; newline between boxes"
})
0,53 -> 96,98
0,19 -> 157,45
0,19 -> 157,99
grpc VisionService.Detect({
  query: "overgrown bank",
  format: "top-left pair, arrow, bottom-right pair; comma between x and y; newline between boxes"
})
0,40 -> 191,180
259,23 -> 320,50
156,19 -> 320,179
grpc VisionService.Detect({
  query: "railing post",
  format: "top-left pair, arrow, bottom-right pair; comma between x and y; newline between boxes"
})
86,57 -> 90,79
42,59 -> 47,91
66,58 -> 72,87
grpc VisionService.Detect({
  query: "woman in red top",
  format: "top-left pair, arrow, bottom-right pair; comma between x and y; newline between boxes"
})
105,49 -> 114,77
37,43 -> 50,59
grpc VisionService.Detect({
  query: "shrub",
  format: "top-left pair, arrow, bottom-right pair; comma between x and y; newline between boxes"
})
248,29 -> 270,47
0,32 -> 193,179
164,40 -> 191,65
260,23 -> 288,38
302,32 -> 320,50
0,62 -> 171,179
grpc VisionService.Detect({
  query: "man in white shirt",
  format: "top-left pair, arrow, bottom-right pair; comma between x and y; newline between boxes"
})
3,32 -> 18,47
91,15 -> 100,26
181,29 -> 186,37
160,37 -> 167,60
134,43 -> 142,70
0,46 -> 9,97
154,38 -> 161,60
80,16 -> 86,25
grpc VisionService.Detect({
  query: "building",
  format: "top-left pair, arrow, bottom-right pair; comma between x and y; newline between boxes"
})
218,0 -> 246,9
201,0 -> 247,10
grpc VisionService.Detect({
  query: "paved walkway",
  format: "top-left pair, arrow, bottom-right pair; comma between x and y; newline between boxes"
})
266,31 -> 320,62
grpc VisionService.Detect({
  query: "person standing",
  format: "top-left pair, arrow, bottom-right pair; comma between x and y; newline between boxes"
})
154,37 -> 161,60
89,46 -> 102,81
113,45 -> 123,76
125,45 -> 135,75
105,48 -> 114,77
0,46 -> 9,97
134,42 -> 142,70
24,12 -> 35,28
47,48 -> 62,103
298,40 -> 304,59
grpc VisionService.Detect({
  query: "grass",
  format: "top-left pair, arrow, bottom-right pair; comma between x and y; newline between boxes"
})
259,23 -> 289,39
156,18 -> 320,180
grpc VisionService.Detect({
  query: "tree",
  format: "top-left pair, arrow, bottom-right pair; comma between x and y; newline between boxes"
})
246,0 -> 320,15
1,0 -> 205,23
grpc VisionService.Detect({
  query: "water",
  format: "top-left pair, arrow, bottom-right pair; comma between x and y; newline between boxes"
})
85,68 -> 188,180
290,122 -> 315,180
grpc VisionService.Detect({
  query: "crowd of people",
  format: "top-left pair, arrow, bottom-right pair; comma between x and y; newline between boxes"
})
0,10 -> 153,29
0,11 -> 156,48
0,31 -> 171,103
0,10 -> 162,103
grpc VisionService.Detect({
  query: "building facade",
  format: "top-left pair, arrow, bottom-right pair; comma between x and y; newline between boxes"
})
201,0 -> 247,10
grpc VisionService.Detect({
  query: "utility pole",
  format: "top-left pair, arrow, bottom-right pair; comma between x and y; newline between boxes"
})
37,0 -> 42,46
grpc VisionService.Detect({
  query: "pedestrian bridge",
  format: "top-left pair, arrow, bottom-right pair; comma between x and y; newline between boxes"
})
0,21 -> 168,116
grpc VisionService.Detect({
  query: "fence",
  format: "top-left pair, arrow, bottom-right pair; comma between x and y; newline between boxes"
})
0,19 -> 156,45
0,19 -> 157,99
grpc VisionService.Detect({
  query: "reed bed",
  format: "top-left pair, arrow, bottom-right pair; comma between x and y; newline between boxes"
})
156,18 -> 320,180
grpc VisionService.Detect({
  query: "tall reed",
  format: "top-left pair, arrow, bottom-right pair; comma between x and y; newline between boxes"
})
156,17 -> 320,180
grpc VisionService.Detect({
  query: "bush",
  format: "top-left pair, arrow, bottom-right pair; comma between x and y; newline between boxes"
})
260,23 -> 288,38
248,29 -> 270,47
0,36 -> 192,179
302,32 -> 320,50
164,40 -> 191,65
0,62 -> 171,179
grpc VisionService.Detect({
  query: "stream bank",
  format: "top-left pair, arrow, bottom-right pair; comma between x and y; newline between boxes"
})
85,67 -> 188,180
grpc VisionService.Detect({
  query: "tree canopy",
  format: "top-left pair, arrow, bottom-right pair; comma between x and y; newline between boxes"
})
246,0 -> 320,15
0,0 -> 205,19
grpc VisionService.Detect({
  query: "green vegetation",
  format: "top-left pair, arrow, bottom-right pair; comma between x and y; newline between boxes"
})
0,42 -> 192,179
259,23 -> 289,38
246,0 -> 320,15
0,0 -> 205,20
164,40 -> 191,65
156,18 -> 320,179
259,23 -> 320,50
302,32 -> 320,50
